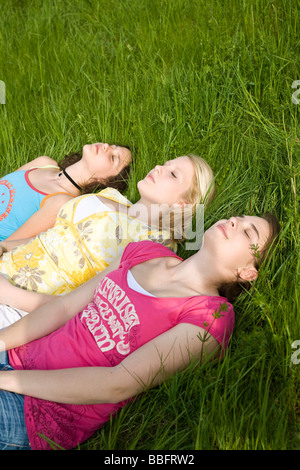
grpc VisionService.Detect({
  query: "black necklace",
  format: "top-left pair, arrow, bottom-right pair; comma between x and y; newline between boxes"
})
59,168 -> 82,191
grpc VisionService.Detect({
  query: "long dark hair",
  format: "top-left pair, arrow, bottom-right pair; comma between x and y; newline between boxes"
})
59,145 -> 132,194
218,213 -> 280,302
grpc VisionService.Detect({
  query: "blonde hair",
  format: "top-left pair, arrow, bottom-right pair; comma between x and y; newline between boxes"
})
184,154 -> 216,209
160,154 -> 216,245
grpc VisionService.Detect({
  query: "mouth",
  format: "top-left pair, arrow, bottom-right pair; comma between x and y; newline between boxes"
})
94,143 -> 101,154
217,224 -> 228,239
147,172 -> 155,183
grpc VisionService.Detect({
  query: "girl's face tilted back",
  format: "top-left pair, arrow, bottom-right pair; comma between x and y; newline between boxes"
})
203,215 -> 271,283
82,143 -> 132,179
137,156 -> 195,206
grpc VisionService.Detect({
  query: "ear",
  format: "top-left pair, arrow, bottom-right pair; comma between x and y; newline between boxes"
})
237,267 -> 258,282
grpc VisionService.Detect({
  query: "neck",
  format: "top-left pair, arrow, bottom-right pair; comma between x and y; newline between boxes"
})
128,197 -> 166,227
58,160 -> 92,195
59,168 -> 82,191
170,250 -> 225,297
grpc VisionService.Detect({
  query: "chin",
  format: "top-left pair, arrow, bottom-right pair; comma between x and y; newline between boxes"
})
137,178 -> 146,192
82,144 -> 91,155
202,226 -> 218,246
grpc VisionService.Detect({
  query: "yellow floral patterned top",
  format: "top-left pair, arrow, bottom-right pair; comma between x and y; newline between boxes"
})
0,188 -> 173,295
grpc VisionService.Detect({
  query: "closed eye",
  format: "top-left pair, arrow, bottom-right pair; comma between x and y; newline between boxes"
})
164,161 -> 177,178
244,229 -> 250,238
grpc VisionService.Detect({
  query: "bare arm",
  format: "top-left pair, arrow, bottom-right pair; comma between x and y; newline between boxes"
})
0,237 -> 33,254
5,193 -> 74,241
0,275 -> 53,312
16,156 -> 58,171
0,323 -> 219,405
0,255 -> 122,352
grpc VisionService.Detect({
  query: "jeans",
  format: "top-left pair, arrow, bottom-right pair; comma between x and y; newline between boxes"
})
0,351 -> 31,450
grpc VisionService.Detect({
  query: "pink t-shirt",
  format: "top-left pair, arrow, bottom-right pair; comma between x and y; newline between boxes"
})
9,241 -> 234,450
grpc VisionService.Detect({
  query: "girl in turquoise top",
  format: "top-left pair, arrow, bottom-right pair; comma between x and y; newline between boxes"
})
0,143 -> 132,241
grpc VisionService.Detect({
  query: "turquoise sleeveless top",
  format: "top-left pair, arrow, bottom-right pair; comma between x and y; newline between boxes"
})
0,169 -> 48,240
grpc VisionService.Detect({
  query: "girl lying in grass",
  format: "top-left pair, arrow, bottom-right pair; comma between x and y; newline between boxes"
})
0,212 -> 279,450
0,143 -> 132,241
0,155 -> 215,327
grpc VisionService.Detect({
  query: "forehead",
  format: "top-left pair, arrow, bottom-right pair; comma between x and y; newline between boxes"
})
168,156 -> 194,174
118,146 -> 132,162
170,155 -> 190,165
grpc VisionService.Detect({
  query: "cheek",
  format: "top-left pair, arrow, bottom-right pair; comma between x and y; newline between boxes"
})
215,241 -> 244,267
232,244 -> 253,267
101,163 -> 115,177
92,159 -> 113,178
159,181 -> 180,201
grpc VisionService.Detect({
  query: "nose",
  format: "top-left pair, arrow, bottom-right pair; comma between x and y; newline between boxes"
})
154,165 -> 162,174
103,143 -> 109,152
228,217 -> 238,229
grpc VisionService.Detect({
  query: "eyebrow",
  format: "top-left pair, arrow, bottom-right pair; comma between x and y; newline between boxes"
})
164,160 -> 181,176
239,215 -> 260,239
115,152 -> 123,167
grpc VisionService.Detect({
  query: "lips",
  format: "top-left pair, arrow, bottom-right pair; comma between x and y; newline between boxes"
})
147,172 -> 155,182
217,224 -> 228,239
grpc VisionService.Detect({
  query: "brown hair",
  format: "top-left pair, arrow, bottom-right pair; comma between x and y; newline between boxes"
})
218,212 -> 280,302
59,145 -> 132,194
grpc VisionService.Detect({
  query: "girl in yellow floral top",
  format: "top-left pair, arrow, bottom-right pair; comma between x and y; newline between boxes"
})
0,155 -> 215,310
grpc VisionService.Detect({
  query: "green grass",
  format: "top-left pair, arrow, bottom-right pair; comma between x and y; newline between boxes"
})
0,0 -> 299,450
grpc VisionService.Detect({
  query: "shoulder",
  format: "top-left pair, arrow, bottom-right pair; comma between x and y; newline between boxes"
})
180,296 -> 234,320
176,296 -> 235,349
40,192 -> 74,210
17,156 -> 58,171
97,187 -> 131,206
120,240 -> 180,266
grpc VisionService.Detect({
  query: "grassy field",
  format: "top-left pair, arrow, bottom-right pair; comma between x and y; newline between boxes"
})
0,0 -> 299,450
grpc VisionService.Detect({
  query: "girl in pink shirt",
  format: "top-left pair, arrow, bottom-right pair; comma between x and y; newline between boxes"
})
0,213 -> 279,450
